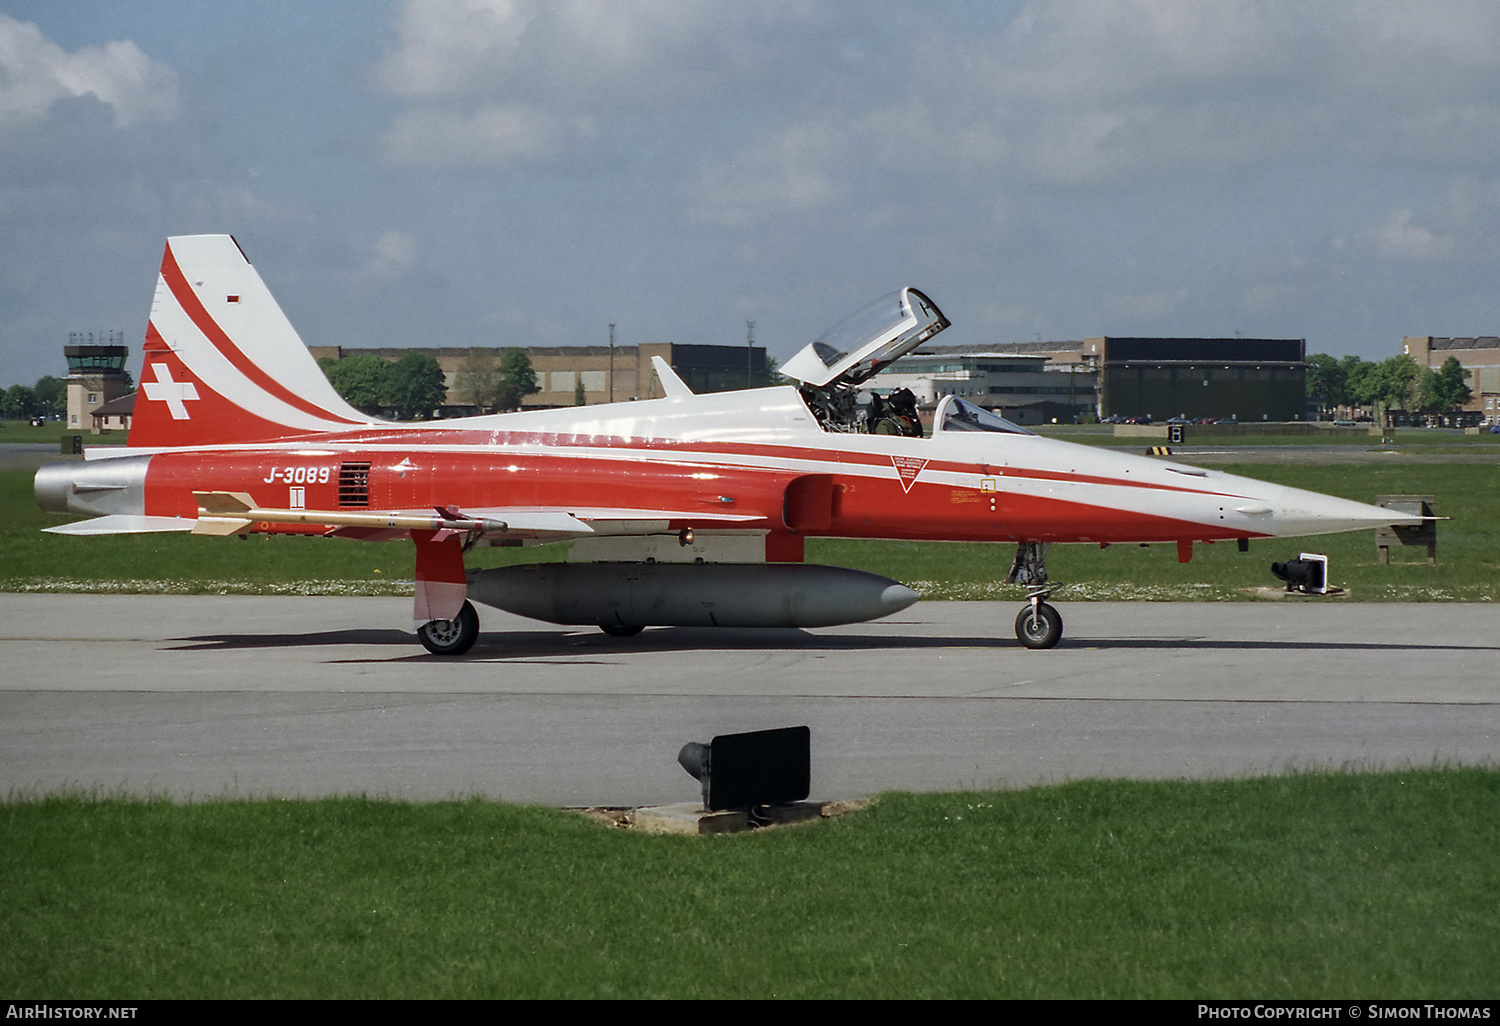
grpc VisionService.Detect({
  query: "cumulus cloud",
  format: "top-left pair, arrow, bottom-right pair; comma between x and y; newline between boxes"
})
376,0 -> 722,98
0,15 -> 178,129
1107,289 -> 1189,319
341,231 -> 421,283
369,0 -> 1500,223
1371,210 -> 1454,259
1240,280 -> 1304,317
686,123 -> 842,226
946,0 -> 1500,183
383,104 -> 590,167
373,0 -> 813,168
375,0 -> 535,97
977,302 -> 1036,328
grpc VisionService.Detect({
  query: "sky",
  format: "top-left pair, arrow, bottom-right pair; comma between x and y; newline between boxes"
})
5,0 -> 1500,388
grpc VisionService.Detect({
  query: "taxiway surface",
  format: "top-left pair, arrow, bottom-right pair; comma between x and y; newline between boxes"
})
3,595 -> 1495,805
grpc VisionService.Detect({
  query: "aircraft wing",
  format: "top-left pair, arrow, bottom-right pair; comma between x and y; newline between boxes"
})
44,515 -> 196,535
456,505 -> 766,538
46,501 -> 765,541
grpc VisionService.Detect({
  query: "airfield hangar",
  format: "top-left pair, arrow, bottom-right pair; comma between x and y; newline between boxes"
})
875,337 -> 1306,424
1092,337 -> 1307,422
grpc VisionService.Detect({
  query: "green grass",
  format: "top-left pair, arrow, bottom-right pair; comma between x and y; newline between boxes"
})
5,461 -> 1497,599
813,461 -> 1500,601
1034,424 -> 1500,447
2,771 -> 1494,999
0,421 -> 128,446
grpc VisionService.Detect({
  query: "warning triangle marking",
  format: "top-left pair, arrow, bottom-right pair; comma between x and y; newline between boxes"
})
891,456 -> 929,493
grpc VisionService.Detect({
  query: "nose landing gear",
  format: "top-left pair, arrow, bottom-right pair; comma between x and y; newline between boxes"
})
1015,592 -> 1063,649
1008,542 -> 1063,649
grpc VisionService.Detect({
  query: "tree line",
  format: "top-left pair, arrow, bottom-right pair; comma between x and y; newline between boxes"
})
8,348 -> 1471,426
0,376 -> 68,420
315,348 -> 544,420
1305,353 -> 1472,421
1,349 -> 550,425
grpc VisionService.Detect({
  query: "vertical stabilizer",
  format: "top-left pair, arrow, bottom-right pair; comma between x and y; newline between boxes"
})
128,235 -> 376,447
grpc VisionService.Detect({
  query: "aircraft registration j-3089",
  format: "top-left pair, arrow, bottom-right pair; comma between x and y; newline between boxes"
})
36,235 -> 1420,653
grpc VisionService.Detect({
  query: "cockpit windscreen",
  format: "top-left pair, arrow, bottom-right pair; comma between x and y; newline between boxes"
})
933,395 -> 1035,435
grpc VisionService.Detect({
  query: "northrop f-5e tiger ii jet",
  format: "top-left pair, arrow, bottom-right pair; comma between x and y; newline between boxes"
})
35,236 -> 1419,653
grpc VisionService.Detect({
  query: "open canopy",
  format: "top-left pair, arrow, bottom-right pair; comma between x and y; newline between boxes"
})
781,287 -> 950,389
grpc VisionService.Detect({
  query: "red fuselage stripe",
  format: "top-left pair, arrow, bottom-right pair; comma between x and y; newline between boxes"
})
142,447 -> 1271,545
212,426 -> 1255,503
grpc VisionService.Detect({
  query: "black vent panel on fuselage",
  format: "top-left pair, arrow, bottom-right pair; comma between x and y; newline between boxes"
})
338,462 -> 370,507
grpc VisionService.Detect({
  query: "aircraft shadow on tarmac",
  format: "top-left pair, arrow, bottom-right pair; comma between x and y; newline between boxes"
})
164,627 -> 1498,660
165,626 -> 1010,657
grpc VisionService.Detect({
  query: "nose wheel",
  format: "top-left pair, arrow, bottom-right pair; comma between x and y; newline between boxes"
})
1015,594 -> 1063,649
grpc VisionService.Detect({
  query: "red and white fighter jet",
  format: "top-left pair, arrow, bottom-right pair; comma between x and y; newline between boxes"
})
35,235 -> 1418,653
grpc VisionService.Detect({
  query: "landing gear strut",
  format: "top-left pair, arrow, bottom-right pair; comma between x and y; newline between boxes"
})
418,600 -> 480,656
1008,542 -> 1063,649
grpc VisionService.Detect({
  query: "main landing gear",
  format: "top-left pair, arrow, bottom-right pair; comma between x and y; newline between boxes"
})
418,600 -> 480,656
1008,542 -> 1063,650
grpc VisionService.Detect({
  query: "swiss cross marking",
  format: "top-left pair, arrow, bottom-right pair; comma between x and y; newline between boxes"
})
890,456 -> 929,493
142,363 -> 201,420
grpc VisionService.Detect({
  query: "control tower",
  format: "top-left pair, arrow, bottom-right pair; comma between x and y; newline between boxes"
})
65,331 -> 130,433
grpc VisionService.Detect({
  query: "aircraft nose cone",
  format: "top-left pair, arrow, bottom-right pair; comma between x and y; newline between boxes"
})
1272,485 -> 1424,537
879,583 -> 921,616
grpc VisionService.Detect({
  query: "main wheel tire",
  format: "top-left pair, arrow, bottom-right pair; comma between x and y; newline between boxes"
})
1014,602 -> 1063,650
599,623 -> 644,637
418,600 -> 480,656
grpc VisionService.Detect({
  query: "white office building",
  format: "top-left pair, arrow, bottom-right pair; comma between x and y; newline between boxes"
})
868,347 -> 1098,424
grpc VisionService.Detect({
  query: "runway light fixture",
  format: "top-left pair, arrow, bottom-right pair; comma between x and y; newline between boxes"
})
677,725 -> 811,811
1271,552 -> 1329,594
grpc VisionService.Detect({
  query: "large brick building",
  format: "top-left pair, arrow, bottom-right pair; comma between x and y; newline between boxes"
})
1402,336 -> 1500,426
308,342 -> 769,408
